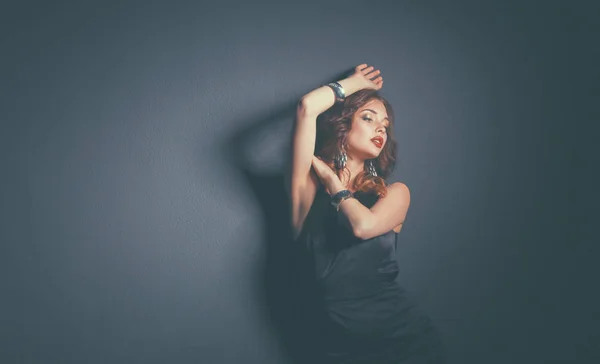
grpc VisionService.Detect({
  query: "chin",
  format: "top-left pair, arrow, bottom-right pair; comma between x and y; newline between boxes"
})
363,151 -> 381,160
368,145 -> 384,158
352,144 -> 383,160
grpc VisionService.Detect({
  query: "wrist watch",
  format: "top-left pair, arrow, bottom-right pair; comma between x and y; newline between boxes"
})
330,189 -> 353,211
326,82 -> 346,103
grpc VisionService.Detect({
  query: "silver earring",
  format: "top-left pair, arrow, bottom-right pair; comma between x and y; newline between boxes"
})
367,160 -> 378,177
334,149 -> 347,170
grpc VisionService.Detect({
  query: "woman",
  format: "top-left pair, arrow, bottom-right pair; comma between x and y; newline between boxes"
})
286,64 -> 446,363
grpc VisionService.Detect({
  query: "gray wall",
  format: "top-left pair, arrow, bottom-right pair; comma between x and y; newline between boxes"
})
1,1 -> 596,363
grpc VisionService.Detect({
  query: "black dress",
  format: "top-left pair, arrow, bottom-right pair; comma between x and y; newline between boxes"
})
295,186 -> 446,364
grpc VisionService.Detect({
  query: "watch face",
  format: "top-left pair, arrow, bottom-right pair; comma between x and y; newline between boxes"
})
332,190 -> 352,203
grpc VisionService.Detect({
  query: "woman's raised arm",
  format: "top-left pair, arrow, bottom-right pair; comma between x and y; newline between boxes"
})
287,64 -> 381,238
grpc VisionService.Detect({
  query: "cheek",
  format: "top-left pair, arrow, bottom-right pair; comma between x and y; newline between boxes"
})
348,133 -> 371,151
353,122 -> 370,136
347,122 -> 373,147
346,132 -> 360,149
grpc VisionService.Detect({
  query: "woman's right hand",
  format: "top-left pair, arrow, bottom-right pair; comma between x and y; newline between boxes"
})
350,63 -> 383,90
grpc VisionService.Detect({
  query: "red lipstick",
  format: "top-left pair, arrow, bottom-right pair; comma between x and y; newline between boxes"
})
371,136 -> 383,148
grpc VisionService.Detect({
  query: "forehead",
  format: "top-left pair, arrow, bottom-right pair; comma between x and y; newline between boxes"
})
357,100 -> 388,119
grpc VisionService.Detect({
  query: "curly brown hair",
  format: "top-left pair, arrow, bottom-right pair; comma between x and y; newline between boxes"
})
315,89 -> 397,197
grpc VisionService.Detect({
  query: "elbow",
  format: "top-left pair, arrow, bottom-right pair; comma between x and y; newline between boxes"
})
352,228 -> 365,240
352,222 -> 372,240
297,98 -> 309,115
298,97 -> 315,117
298,96 -> 308,110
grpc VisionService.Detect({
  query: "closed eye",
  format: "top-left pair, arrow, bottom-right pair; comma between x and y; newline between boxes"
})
363,116 -> 389,132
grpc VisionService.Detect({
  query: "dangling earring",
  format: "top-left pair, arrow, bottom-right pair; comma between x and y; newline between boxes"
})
334,149 -> 347,171
367,160 -> 378,177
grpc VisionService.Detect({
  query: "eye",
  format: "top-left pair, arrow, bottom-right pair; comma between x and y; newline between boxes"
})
363,116 -> 373,122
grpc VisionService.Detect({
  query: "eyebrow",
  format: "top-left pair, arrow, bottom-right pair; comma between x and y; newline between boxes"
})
361,109 -> 389,122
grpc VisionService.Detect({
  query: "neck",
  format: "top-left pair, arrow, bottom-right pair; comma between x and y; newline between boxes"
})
342,157 -> 365,191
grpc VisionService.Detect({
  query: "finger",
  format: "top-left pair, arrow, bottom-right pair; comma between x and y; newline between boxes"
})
356,63 -> 367,71
366,69 -> 381,79
361,66 -> 374,74
373,76 -> 383,83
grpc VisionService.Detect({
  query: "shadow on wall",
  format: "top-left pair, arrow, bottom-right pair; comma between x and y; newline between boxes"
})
220,103 -> 321,363
220,70 -> 352,363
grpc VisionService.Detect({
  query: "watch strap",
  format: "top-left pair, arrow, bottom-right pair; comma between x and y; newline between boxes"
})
325,82 -> 346,103
330,189 -> 353,211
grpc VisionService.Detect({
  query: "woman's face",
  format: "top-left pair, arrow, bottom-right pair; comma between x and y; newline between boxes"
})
346,99 -> 390,161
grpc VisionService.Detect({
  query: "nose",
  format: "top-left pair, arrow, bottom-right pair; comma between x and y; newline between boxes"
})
376,123 -> 385,134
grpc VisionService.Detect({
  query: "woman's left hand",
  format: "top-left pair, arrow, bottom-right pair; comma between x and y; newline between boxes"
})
311,156 -> 344,195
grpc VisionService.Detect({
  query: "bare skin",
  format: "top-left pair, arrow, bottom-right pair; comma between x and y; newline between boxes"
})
288,64 -> 409,240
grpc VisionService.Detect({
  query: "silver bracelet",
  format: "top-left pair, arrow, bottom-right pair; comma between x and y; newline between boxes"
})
330,189 -> 353,211
325,82 -> 346,103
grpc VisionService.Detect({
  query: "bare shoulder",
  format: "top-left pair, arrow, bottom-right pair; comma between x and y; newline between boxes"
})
386,181 -> 410,198
385,182 -> 410,233
383,182 -> 410,211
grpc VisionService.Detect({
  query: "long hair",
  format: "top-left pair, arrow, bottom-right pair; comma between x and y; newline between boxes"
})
315,89 -> 397,197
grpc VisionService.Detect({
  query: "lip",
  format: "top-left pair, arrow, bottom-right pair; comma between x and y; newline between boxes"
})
371,136 -> 383,148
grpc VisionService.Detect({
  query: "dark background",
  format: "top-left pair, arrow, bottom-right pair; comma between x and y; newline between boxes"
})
1,1 -> 597,363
